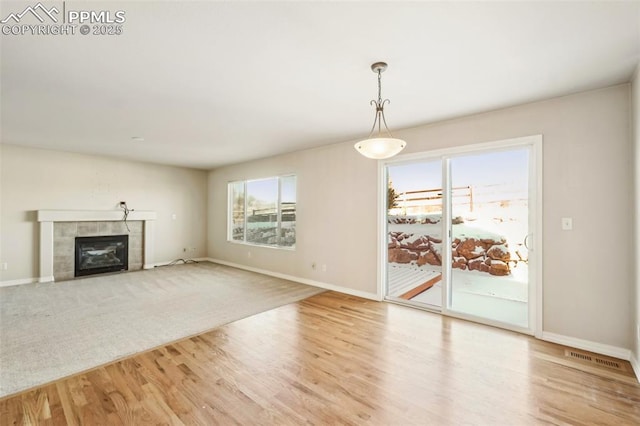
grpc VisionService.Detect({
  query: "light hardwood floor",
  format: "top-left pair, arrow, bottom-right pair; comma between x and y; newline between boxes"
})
1,291 -> 639,425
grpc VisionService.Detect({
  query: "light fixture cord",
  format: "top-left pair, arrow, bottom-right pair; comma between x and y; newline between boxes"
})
368,68 -> 394,138
377,70 -> 383,134
377,69 -> 383,106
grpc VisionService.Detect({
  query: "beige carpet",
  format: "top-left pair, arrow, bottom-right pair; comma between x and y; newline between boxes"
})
0,261 -> 324,398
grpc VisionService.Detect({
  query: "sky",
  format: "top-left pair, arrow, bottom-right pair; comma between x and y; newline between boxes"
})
388,148 -> 529,194
242,176 -> 296,204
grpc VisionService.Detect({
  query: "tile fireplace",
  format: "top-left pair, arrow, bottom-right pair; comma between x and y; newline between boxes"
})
37,210 -> 156,282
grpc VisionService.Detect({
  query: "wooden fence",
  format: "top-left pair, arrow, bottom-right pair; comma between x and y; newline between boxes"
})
394,186 -> 473,214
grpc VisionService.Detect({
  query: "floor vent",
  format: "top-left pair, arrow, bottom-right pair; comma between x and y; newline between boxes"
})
567,351 -> 591,362
594,358 -> 621,369
565,349 -> 623,371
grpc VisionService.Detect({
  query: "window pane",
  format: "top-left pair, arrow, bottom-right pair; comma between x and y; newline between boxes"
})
280,176 -> 296,247
230,181 -> 245,241
246,178 -> 278,246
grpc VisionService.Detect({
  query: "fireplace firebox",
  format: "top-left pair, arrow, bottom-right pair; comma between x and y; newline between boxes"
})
75,235 -> 128,277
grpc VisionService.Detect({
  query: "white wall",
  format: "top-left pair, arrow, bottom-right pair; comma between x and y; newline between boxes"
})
208,142 -> 379,296
0,145 -> 208,283
209,84 -> 634,350
632,65 -> 640,370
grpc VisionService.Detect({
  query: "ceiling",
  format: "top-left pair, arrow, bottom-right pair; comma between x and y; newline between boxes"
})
1,1 -> 639,169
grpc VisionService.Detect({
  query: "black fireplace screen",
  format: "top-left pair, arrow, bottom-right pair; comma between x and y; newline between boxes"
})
75,235 -> 128,277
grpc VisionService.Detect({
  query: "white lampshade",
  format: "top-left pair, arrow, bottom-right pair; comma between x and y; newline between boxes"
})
354,137 -> 406,160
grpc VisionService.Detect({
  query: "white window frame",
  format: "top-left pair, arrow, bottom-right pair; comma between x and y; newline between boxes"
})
227,175 -> 296,250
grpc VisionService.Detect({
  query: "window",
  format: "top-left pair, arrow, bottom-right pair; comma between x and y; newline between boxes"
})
228,175 -> 296,248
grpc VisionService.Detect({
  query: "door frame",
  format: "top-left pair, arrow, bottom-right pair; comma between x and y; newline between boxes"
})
377,135 -> 543,337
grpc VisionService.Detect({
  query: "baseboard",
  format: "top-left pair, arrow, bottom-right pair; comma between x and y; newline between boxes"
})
206,258 -> 381,301
630,352 -> 640,382
541,332 -> 631,361
0,276 -> 54,287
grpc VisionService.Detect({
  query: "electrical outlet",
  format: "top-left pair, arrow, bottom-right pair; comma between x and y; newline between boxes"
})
321,264 -> 327,272
0,262 -> 7,271
311,262 -> 316,270
561,217 -> 573,231
247,251 -> 252,258
183,248 -> 188,252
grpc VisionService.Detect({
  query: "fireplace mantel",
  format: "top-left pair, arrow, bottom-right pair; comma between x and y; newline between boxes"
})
37,209 -> 157,282
37,210 -> 156,222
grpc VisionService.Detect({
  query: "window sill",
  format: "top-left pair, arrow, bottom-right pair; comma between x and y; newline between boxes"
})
227,239 -> 296,251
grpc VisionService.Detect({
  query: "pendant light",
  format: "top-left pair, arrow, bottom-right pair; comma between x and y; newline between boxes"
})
354,62 -> 406,159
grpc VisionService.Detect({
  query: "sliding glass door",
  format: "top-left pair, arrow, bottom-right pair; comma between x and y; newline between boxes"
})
382,136 -> 540,334
447,148 -> 531,328
386,160 -> 444,309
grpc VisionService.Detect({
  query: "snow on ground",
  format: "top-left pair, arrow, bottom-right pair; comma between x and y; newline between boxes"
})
389,264 -> 529,328
388,222 -> 507,242
412,280 -> 528,328
390,264 -> 527,303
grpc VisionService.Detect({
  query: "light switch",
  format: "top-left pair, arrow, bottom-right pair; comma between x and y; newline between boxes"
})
561,217 -> 573,231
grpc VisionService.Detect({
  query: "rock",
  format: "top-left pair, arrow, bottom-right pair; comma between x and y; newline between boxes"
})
452,216 -> 464,224
392,217 -> 416,224
481,237 -> 506,245
457,238 -> 485,260
422,216 -> 440,224
388,248 -> 413,264
453,256 -> 467,270
468,258 -> 483,271
388,228 -> 511,276
417,250 -> 440,266
489,260 -> 510,276
481,241 -> 494,250
487,244 -> 510,262
404,235 -> 429,250
424,251 -> 441,266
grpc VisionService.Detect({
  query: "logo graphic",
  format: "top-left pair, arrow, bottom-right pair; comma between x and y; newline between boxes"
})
1,2 -> 126,36
1,2 -> 59,24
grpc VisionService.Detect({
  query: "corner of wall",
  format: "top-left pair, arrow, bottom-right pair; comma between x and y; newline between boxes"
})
631,351 -> 640,383
632,62 -> 640,374
206,258 -> 381,301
